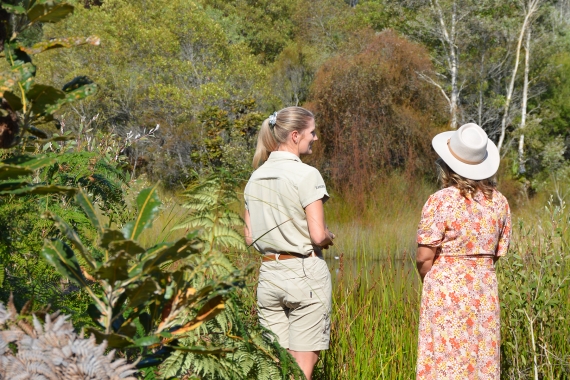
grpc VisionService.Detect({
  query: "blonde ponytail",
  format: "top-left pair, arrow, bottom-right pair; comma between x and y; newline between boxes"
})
253,119 -> 278,169
252,106 -> 314,169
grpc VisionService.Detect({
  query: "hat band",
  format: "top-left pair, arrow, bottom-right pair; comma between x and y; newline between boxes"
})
447,139 -> 485,165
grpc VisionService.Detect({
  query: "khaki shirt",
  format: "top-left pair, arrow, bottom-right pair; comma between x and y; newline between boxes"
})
244,151 -> 329,256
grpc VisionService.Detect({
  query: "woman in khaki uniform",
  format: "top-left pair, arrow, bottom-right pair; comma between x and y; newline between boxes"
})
244,106 -> 335,379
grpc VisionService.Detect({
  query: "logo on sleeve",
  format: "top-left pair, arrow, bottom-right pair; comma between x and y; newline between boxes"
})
315,185 -> 326,190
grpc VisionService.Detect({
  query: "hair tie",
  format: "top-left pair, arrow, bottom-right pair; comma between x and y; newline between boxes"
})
268,112 -> 277,129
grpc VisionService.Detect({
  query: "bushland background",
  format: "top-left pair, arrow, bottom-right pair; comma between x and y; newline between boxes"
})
0,0 -> 569,379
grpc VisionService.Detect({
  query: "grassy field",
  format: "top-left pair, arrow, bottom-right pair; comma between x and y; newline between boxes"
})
138,175 -> 570,379
312,177 -> 570,379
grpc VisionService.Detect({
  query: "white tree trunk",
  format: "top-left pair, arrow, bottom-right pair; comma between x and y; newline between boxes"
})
497,0 -> 541,152
518,27 -> 531,174
431,0 -> 460,129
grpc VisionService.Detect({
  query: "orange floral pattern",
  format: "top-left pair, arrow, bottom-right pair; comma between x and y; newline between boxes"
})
416,187 -> 511,380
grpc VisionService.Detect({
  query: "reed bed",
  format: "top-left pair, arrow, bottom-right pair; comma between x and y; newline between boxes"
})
314,193 -> 570,379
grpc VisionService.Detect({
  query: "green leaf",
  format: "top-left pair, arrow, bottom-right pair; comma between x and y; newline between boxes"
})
99,229 -> 128,250
122,183 -> 161,241
0,164 -> 33,180
28,126 -> 49,139
3,184 -> 76,195
1,3 -> 26,14
3,91 -> 23,111
108,239 -> 146,256
124,278 -> 161,309
20,36 -> 100,55
27,1 -> 74,24
0,180 -> 29,192
94,251 -> 131,284
87,328 -> 134,348
75,188 -> 103,234
64,83 -> 98,103
2,155 -> 56,170
133,335 -> 161,347
27,84 -> 66,116
129,238 -> 200,277
45,211 -> 96,270
41,239 -> 87,287
62,76 -> 94,92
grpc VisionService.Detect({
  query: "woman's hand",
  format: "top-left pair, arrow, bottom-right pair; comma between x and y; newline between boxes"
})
305,199 -> 334,249
416,245 -> 437,282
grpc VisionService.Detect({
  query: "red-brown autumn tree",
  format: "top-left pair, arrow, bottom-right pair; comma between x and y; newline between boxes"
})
307,29 -> 448,195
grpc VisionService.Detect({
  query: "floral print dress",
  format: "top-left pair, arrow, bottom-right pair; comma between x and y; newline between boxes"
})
416,187 -> 511,380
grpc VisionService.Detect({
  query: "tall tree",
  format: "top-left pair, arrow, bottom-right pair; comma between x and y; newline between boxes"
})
497,0 -> 546,152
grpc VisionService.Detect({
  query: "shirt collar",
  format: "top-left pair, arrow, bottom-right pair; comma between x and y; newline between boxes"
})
267,151 -> 302,163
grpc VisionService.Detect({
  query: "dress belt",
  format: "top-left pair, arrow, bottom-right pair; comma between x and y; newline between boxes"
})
262,251 -> 318,262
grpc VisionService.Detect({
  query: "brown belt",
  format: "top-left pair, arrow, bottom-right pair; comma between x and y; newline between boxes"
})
262,252 -> 318,262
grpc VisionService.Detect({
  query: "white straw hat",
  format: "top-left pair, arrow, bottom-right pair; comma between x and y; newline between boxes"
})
432,123 -> 500,180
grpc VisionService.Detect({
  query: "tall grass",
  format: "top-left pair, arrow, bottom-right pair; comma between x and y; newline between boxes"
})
324,174 -> 436,260
313,253 -> 420,379
316,177 -> 570,379
142,175 -> 569,379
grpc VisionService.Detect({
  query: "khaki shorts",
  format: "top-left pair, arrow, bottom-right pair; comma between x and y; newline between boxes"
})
257,256 -> 332,351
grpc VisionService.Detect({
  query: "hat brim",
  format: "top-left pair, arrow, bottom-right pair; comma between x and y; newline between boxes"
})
432,131 -> 500,180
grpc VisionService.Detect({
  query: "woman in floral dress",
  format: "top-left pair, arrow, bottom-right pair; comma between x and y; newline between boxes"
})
416,123 -> 511,379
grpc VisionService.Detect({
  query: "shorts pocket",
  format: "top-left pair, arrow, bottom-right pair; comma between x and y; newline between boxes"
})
304,258 -> 330,282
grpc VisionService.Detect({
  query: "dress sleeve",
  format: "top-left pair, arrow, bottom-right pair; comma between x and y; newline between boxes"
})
298,168 -> 330,208
417,193 -> 445,247
496,199 -> 511,257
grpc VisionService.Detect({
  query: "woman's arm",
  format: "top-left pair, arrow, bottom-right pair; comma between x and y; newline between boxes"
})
244,209 -> 253,247
416,245 -> 437,282
305,199 -> 335,249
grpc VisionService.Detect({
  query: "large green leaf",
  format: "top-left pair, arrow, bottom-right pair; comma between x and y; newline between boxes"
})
21,36 -> 100,55
0,164 -> 33,180
0,180 -> 29,192
45,211 -> 96,270
75,188 -> 103,234
124,278 -> 162,310
108,239 -> 146,256
3,91 -> 23,111
122,183 -> 161,241
4,184 -> 76,195
27,1 -> 74,24
99,229 -> 127,250
94,251 -> 131,284
27,84 -> 66,116
2,155 -> 56,170
41,239 -> 87,287
128,238 -> 200,277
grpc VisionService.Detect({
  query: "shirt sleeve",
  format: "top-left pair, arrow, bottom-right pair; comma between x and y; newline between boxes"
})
496,199 -> 511,257
298,168 -> 330,208
417,193 -> 445,247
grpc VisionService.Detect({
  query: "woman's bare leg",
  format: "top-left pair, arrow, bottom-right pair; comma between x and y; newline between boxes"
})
288,350 -> 319,379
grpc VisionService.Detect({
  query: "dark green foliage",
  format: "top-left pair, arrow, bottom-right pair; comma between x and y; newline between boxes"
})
42,186 -> 245,367
0,0 -> 99,148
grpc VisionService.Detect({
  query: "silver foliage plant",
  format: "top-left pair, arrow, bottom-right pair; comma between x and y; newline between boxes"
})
0,301 -> 137,380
